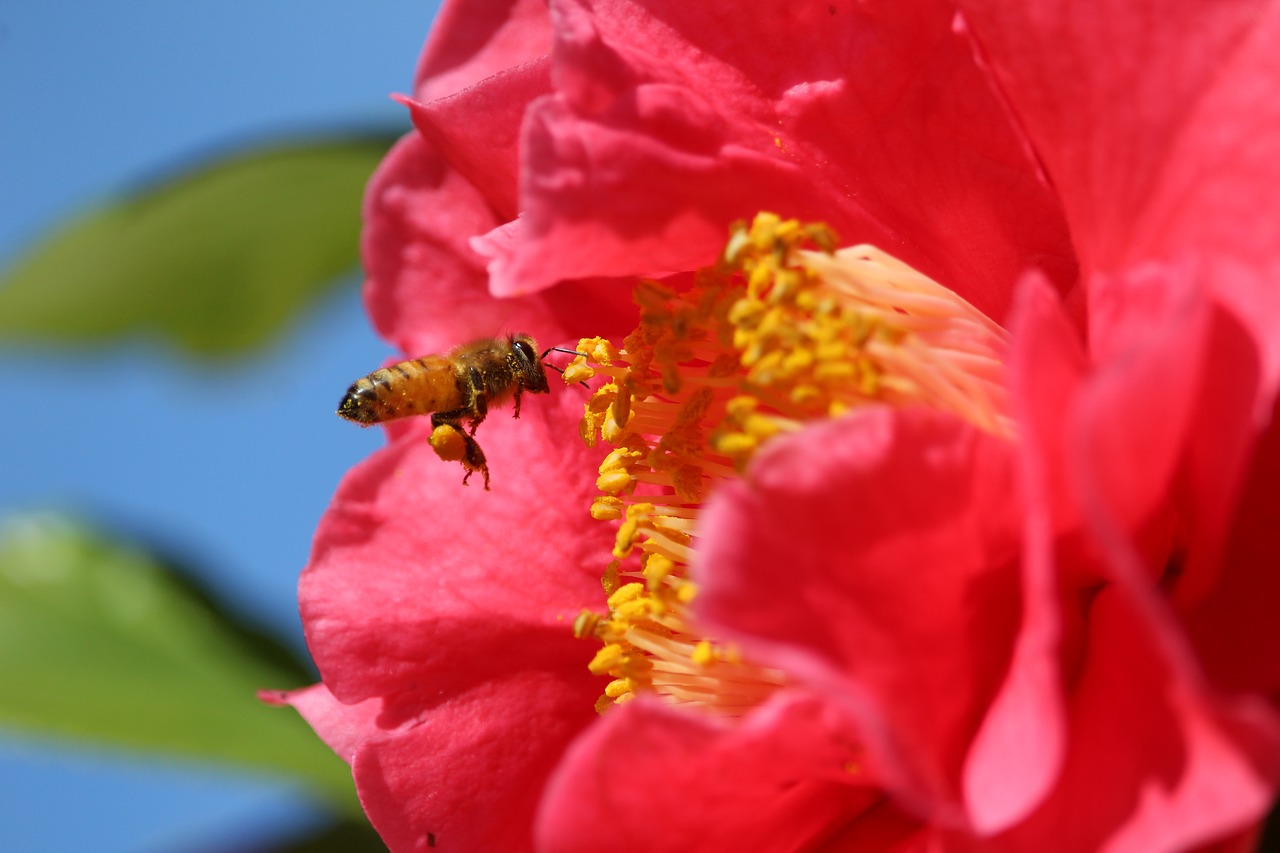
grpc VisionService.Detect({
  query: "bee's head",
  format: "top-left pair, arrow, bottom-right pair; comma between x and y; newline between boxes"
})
511,334 -> 550,394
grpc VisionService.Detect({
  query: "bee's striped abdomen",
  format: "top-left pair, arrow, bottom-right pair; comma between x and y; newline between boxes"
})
336,356 -> 463,425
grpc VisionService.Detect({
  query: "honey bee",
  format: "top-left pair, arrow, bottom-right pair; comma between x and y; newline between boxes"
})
337,333 -> 557,489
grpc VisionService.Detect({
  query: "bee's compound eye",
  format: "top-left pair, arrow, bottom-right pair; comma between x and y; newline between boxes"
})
512,339 -> 536,362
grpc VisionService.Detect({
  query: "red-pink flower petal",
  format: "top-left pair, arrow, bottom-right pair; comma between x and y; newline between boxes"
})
536,692 -> 897,852
696,406 -> 1022,823
269,677 -> 597,852
954,0 -> 1280,396
302,389 -> 608,711
261,684 -> 383,765
402,59 -> 551,222
962,273 -> 1083,832
360,131 -> 635,356
355,671 -> 598,852
1060,259 -> 1280,702
414,0 -> 551,101
991,588 -> 1279,853
1070,264 -> 1211,557
1180,400 -> 1280,694
978,273 -> 1280,847
491,0 -> 1077,324
296,391 -> 618,850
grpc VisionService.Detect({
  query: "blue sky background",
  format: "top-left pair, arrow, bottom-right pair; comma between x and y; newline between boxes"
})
0,2 -> 440,849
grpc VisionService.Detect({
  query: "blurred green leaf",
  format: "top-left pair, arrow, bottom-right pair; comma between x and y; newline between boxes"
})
274,818 -> 388,853
0,514 -> 360,816
0,136 -> 395,356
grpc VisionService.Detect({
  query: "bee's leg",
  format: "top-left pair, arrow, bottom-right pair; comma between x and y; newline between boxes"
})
458,433 -> 491,490
466,366 -> 489,436
512,383 -> 524,420
430,413 -> 491,490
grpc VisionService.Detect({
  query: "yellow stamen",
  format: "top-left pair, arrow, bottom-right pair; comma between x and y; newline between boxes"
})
568,212 -> 1011,714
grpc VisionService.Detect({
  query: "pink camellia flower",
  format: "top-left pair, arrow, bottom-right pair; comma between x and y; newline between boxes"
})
270,0 -> 1280,850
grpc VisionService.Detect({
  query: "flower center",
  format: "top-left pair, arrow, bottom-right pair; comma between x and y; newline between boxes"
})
568,213 -> 1010,714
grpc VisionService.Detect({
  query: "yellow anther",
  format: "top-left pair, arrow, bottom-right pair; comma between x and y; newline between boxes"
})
748,263 -> 773,294
604,678 -> 634,699
714,432 -> 757,458
814,361 -> 857,382
643,553 -> 675,588
591,496 -> 624,521
573,610 -> 602,639
597,619 -> 628,644
562,360 -> 595,385
597,468 -> 635,495
613,502 -> 656,558
609,388 -> 632,430
749,211 -> 781,247
577,336 -> 619,365
601,412 -> 626,444
613,526 -> 639,560
614,598 -> 651,624
816,340 -> 850,362
743,414 -> 781,441
789,385 -> 823,406
728,297 -> 762,327
580,411 -> 603,448
691,640 -> 716,666
588,644 -> 626,675
606,582 -> 646,611
782,348 -> 815,373
600,446 -> 640,471
725,395 -> 758,417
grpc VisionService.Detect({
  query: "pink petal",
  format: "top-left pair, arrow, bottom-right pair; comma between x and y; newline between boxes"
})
494,0 -> 1077,323
261,684 -> 384,765
355,670 -> 599,853
413,0 -> 552,101
360,130 -> 635,355
988,271 -> 1280,846
963,273 -> 1083,832
1070,261 -> 1280,701
976,269 -> 1241,834
536,692 -> 893,852
954,0 -> 1280,398
696,406 -> 1023,822
991,588 -> 1280,853
402,58 -> 551,221
1180,397 -> 1280,694
300,389 -> 611,714
1070,264 -> 1210,553
268,679 -> 599,851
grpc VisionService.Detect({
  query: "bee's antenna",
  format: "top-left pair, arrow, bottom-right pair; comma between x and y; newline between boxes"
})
540,346 -> 591,388
541,346 -> 588,359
